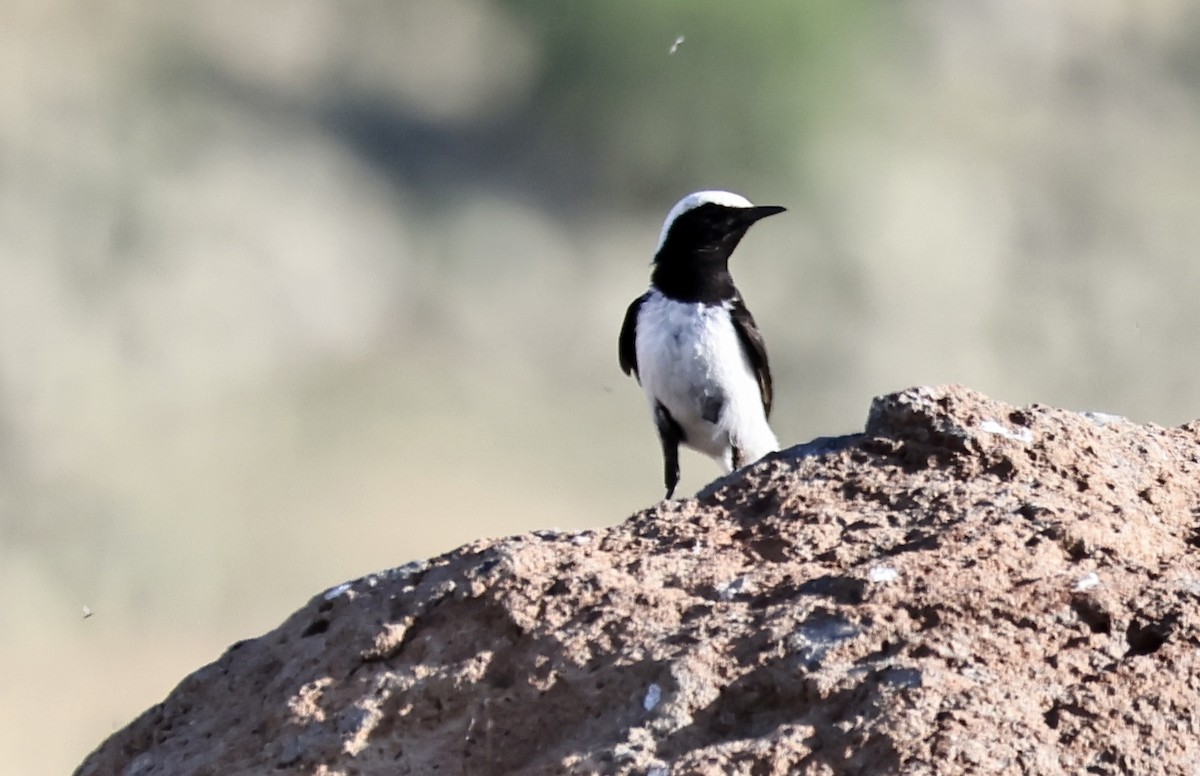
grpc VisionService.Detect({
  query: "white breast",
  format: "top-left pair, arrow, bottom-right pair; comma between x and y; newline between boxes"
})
634,290 -> 778,470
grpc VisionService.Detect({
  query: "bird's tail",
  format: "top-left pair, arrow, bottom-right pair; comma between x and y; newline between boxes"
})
725,425 -> 779,472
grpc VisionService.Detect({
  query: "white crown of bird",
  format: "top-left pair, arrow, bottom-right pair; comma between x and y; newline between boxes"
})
655,190 -> 757,253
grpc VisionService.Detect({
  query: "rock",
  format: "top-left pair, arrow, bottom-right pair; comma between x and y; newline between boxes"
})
74,385 -> 1200,775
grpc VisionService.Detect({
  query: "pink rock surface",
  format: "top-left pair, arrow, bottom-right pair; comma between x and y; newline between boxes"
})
76,386 -> 1200,775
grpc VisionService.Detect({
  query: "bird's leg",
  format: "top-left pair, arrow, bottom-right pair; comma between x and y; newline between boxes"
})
654,402 -> 683,499
662,442 -> 680,499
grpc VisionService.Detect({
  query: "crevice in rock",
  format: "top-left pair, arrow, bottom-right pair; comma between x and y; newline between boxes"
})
1043,701 -> 1099,730
796,575 -> 867,606
301,619 -> 330,637
1070,595 -> 1112,635
1124,614 -> 1177,657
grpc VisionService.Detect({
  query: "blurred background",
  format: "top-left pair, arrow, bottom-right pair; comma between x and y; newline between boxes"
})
3,0 -> 1200,771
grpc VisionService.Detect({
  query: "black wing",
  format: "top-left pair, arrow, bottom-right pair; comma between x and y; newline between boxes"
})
618,292 -> 648,380
729,296 -> 773,417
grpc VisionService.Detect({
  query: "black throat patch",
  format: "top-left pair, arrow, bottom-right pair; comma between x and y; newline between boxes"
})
650,203 -> 751,304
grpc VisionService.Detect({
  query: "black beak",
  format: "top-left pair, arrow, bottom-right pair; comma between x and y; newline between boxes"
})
741,205 -> 787,224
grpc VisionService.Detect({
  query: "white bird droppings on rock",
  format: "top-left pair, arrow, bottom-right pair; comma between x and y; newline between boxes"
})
868,565 -> 900,584
716,576 -> 751,601
323,583 -> 353,602
1073,572 -> 1101,592
1081,411 -> 1126,426
643,683 -> 662,712
979,419 -> 1033,444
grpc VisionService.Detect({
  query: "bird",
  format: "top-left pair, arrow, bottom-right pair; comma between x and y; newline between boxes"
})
619,190 -> 785,499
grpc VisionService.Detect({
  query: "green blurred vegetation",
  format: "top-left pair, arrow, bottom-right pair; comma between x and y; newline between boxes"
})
498,0 -> 881,201
2,1 -> 1200,773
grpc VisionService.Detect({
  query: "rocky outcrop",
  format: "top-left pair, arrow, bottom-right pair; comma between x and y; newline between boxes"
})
75,386 -> 1200,775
